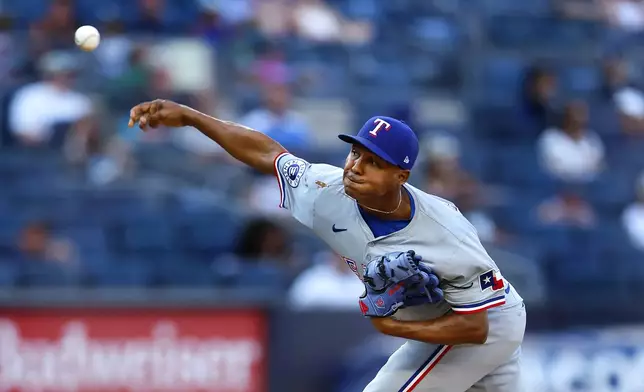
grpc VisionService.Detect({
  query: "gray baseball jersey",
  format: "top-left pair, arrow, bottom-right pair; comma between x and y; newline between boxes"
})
274,152 -> 526,391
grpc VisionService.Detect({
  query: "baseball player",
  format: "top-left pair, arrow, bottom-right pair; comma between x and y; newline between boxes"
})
128,100 -> 527,392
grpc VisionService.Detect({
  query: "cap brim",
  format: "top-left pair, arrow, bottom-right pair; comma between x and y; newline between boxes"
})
338,134 -> 399,167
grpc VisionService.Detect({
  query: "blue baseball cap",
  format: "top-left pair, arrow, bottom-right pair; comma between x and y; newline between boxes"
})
338,116 -> 419,170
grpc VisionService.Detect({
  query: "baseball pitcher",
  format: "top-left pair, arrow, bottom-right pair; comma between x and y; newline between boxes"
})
128,100 -> 527,392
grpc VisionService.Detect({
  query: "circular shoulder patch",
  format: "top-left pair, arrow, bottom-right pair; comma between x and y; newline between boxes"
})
282,159 -> 307,188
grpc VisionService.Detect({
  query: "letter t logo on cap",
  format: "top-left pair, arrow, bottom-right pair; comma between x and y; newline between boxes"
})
369,118 -> 391,137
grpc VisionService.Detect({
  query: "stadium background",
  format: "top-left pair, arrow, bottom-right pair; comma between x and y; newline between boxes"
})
1,0 -> 644,391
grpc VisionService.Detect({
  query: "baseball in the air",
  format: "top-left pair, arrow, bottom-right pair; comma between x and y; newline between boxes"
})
74,25 -> 100,52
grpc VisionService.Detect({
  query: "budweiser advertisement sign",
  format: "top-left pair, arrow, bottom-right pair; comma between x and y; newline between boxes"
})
0,309 -> 267,392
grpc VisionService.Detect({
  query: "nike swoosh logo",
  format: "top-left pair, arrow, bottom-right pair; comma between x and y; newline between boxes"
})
332,224 -> 347,233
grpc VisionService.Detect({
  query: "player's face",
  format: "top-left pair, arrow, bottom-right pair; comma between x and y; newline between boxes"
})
343,144 -> 407,199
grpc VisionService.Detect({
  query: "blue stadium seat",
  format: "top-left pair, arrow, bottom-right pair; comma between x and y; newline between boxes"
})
546,235 -> 610,298
74,0 -> 128,24
335,0 -> 380,19
164,0 -> 199,30
487,16 -> 544,49
459,138 -> 492,179
557,64 -> 601,95
589,180 -> 633,212
612,139 -> 644,167
122,222 -> 176,252
596,222 -> 636,255
235,263 -> 288,289
533,226 -> 579,255
157,260 -> 219,287
411,17 -> 461,53
476,0 -> 551,16
470,106 -> 517,139
374,63 -> 411,88
488,145 -> 556,192
468,57 -> 526,106
88,195 -> 160,223
59,227 -> 107,254
4,0 -> 50,25
0,223 -> 19,250
413,0 -> 463,14
543,20 -> 601,49
405,55 -> 460,89
487,17 -> 599,50
293,233 -> 328,255
90,260 -> 155,287
0,261 -> 20,287
21,262 -> 82,287
550,255 -> 601,283
0,150 -> 63,173
176,211 -> 241,255
305,149 -> 349,167
622,255 -> 644,286
588,100 -> 622,136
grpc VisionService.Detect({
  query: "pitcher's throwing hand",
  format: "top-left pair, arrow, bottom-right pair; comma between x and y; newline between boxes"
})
128,99 -> 190,130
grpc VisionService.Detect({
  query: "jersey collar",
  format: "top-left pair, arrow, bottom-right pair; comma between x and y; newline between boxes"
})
354,183 -> 419,242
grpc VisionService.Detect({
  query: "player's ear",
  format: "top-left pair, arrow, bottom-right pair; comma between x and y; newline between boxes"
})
398,170 -> 410,184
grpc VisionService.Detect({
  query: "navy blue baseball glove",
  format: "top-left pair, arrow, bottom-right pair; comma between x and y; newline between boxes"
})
403,263 -> 444,306
359,251 -> 444,317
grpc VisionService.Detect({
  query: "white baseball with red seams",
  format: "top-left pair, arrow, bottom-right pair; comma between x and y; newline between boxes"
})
74,25 -> 101,52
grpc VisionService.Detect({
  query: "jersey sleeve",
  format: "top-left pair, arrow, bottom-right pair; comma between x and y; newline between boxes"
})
440,240 -> 507,314
273,152 -> 330,229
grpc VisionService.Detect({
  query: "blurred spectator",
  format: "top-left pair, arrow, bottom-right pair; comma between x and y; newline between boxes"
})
18,221 -> 78,265
132,0 -> 168,34
194,3 -> 227,45
171,93 -> 234,161
212,217 -> 299,284
197,0 -> 253,27
292,0 -> 343,43
246,174 -> 291,218
622,172 -> 644,250
245,42 -> 314,95
458,192 -> 508,245
255,0 -> 293,38
94,20 -> 135,79
538,100 -> 605,183
8,51 -> 94,148
422,135 -> 478,203
104,45 -> 155,112
602,57 -> 644,135
557,0 -> 606,20
515,66 -> 558,139
250,42 -> 292,88
29,0 -> 77,52
234,218 -> 293,262
239,84 -> 312,151
65,128 -> 135,186
288,252 -> 364,310
0,13 -> 17,88
603,0 -> 644,31
537,190 -> 597,229
559,0 -> 644,29
340,19 -> 374,46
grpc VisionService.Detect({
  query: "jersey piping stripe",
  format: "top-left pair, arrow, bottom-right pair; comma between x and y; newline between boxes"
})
273,152 -> 289,208
451,295 -> 506,314
398,344 -> 452,392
